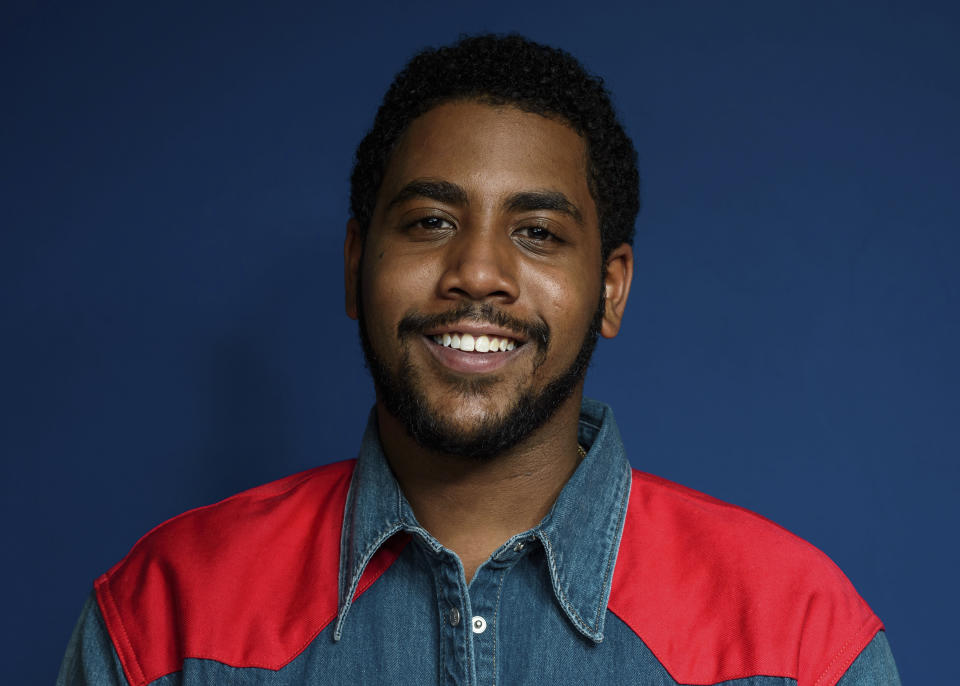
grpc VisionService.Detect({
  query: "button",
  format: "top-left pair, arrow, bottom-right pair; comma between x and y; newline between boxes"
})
447,607 -> 460,626
471,615 -> 487,634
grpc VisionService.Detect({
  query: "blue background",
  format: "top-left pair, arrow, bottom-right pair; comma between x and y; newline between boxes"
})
2,2 -> 957,683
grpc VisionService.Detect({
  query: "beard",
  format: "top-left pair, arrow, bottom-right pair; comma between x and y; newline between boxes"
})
357,287 -> 604,460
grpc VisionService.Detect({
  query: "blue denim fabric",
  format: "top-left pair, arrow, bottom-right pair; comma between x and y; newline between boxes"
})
836,632 -> 901,686
57,595 -> 127,685
336,398 -> 632,647
59,399 -> 900,685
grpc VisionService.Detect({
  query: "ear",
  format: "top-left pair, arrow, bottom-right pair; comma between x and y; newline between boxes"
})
600,242 -> 633,338
344,218 -> 363,320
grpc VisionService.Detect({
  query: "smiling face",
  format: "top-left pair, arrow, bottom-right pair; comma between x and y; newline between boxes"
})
345,100 -> 631,458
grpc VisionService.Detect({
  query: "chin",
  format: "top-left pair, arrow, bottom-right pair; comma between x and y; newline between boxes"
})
431,399 -> 511,435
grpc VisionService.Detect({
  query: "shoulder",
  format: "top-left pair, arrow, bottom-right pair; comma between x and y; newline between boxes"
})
99,459 -> 355,584
609,469 -> 882,686
95,460 -> 356,686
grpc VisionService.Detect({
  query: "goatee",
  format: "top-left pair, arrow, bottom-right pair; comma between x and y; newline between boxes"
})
357,291 -> 604,460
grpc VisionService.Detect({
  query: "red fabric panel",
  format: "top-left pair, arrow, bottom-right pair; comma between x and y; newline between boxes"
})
95,460 -> 402,686
608,470 -> 882,686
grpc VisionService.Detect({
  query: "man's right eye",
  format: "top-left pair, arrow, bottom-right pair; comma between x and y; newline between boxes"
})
411,216 -> 454,231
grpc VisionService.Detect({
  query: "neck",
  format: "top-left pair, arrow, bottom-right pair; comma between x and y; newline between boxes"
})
376,389 -> 584,583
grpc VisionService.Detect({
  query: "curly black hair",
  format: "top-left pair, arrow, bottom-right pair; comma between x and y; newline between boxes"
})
349,34 -> 640,261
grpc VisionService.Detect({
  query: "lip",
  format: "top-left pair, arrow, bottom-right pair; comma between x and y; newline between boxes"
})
420,334 -> 525,374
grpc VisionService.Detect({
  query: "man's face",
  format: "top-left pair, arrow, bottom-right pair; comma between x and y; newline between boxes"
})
347,100 -> 624,457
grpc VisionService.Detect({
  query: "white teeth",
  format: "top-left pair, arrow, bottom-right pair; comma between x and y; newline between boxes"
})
431,332 -> 518,352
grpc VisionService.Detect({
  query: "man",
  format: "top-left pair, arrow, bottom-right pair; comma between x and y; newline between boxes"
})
59,35 -> 900,685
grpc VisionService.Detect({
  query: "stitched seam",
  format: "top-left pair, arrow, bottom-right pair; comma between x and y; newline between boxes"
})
336,525 -> 401,639
429,549 -> 447,685
337,460 -> 360,604
178,547 -> 411,672
814,634 -> 855,686
609,603 -> 816,683
457,561 -> 473,686
212,538 -> 413,671
98,581 -> 147,686
813,615 -> 883,686
539,531 -> 593,632
605,605 -> 789,684
579,415 -> 602,432
396,479 -> 405,524
103,465 -> 359,679
105,464 -> 354,679
180,610 -> 337,672
592,459 -> 631,628
352,526 -> 401,582
229,464 -> 360,667
491,566 -> 509,686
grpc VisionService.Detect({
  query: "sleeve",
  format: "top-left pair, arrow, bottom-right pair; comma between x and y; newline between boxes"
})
835,631 -> 902,686
57,592 -> 130,686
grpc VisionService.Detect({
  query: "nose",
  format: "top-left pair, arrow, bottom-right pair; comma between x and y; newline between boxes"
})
436,222 -> 519,303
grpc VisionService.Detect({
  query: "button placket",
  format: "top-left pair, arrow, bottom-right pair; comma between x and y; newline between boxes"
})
465,558 -> 520,686
422,539 -> 473,686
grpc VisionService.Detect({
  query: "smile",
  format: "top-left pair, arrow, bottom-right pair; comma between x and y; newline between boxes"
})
421,328 -> 526,375
429,332 -> 518,353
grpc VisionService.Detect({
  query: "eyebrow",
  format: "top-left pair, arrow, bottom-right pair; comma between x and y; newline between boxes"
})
387,179 -> 469,210
386,180 -> 585,226
505,190 -> 584,225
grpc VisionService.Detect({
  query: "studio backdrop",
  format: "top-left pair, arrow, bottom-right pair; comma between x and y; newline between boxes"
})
2,2 -> 957,683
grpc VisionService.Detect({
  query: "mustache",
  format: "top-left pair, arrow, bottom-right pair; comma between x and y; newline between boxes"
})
397,303 -> 550,350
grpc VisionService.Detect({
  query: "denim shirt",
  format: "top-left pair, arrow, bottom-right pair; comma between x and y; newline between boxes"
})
59,399 -> 900,685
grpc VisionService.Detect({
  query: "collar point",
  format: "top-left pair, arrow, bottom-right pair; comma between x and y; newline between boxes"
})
568,613 -> 606,644
332,603 -> 350,642
578,625 -> 604,644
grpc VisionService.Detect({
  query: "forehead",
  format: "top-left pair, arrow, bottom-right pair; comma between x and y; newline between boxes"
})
375,100 -> 595,219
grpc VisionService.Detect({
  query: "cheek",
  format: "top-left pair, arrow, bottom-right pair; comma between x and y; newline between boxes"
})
361,249 -> 439,331
523,264 -> 601,338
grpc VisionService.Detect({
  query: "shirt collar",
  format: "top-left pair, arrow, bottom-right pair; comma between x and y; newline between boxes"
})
335,398 -> 632,643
